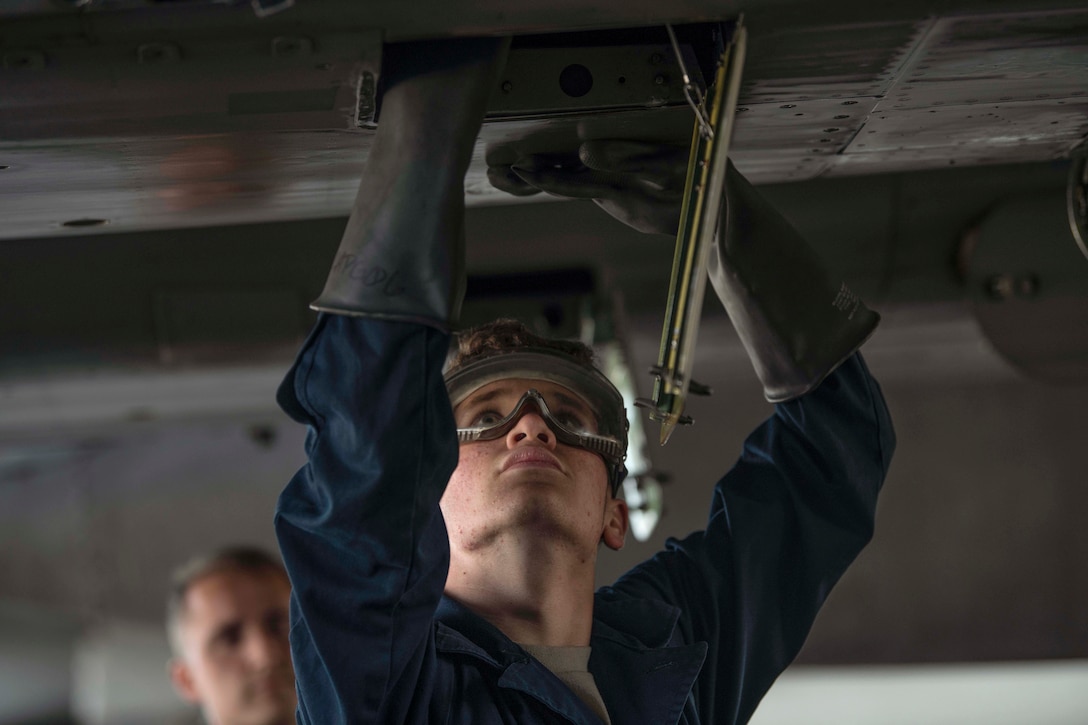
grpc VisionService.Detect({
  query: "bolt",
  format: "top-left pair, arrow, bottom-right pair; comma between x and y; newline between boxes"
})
501,80 -> 512,93
654,74 -> 666,85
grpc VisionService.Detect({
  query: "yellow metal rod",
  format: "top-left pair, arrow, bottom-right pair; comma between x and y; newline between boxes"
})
646,21 -> 747,444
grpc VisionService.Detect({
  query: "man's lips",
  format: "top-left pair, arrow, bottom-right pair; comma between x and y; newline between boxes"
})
501,447 -> 562,473
246,672 -> 295,701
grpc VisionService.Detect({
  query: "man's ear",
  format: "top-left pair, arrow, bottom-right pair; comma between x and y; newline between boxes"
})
168,657 -> 201,704
602,497 -> 629,551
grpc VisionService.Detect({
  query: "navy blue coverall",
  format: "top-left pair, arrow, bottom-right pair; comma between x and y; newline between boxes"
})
274,315 -> 895,724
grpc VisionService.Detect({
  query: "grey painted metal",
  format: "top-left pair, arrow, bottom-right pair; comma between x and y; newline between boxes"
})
2,7 -> 1088,240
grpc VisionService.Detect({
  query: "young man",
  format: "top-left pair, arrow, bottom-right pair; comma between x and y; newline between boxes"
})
167,547 -> 296,725
274,37 -> 895,724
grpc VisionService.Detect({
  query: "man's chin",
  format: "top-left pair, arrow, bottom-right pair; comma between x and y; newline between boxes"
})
509,498 -> 591,539
241,686 -> 297,724
242,703 -> 297,725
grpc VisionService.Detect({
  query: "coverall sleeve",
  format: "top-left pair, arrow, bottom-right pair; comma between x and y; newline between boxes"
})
611,352 -> 895,724
273,315 -> 457,724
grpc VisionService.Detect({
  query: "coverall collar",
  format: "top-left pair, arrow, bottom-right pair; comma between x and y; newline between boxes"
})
435,592 -> 707,724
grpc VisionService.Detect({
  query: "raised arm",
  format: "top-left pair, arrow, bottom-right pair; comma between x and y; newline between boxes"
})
275,317 -> 455,723
272,38 -> 508,723
610,351 -> 894,724
493,139 -> 895,723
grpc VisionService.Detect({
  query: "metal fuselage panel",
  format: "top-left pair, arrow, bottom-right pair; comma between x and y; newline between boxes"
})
2,4 -> 1088,239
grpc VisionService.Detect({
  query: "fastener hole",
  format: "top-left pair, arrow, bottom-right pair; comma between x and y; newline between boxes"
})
62,218 -> 109,228
559,64 -> 593,98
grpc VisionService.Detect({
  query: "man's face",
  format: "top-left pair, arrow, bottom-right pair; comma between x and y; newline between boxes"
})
169,568 -> 296,725
442,377 -> 627,553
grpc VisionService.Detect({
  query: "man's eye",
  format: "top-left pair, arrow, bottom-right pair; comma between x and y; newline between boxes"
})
266,612 -> 288,638
471,410 -> 503,427
556,410 -> 592,432
214,624 -> 243,649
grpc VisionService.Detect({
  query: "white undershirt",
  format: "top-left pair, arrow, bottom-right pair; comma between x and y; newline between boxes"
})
520,643 -> 612,724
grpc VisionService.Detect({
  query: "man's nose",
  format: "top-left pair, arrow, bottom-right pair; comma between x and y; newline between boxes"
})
505,408 -> 556,448
245,627 -> 289,669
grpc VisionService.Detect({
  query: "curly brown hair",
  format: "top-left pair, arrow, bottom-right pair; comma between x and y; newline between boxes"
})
446,318 -> 597,374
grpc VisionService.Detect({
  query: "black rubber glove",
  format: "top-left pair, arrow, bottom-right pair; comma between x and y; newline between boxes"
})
311,37 -> 510,331
488,139 -> 879,401
488,139 -> 688,236
711,161 -> 879,401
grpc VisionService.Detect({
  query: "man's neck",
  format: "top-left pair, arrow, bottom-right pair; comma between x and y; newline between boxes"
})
444,535 -> 598,646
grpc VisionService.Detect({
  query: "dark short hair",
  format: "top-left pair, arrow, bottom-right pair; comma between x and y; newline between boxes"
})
447,318 -> 597,374
165,545 -> 288,655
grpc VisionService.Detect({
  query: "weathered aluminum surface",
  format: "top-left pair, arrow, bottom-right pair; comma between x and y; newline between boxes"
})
1,5 -> 1087,239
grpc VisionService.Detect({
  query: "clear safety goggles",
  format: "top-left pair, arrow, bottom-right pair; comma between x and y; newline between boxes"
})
444,350 -> 629,492
454,388 -> 624,465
